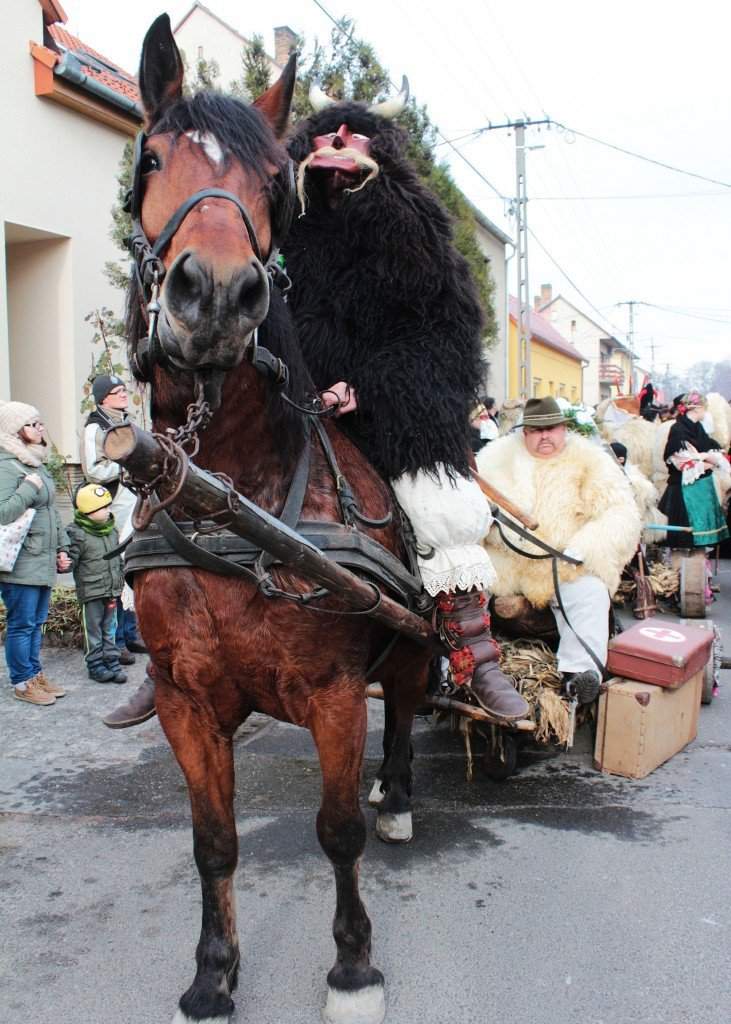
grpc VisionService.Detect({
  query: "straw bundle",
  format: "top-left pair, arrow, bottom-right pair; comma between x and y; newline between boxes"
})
498,639 -> 574,746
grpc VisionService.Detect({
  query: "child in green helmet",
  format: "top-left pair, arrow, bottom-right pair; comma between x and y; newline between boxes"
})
67,483 -> 126,684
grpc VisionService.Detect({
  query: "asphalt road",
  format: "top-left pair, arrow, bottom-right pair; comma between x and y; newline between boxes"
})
1,566 -> 730,1024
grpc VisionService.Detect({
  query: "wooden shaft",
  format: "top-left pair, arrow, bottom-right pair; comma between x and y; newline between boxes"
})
365,683 -> 534,731
470,469 -> 539,531
104,424 -> 434,645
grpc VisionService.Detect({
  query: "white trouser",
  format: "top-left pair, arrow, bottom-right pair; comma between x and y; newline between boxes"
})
391,465 -> 497,596
550,574 -> 609,675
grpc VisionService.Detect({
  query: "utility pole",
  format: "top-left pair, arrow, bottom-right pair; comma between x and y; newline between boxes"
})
485,117 -> 551,398
515,121 -> 531,400
617,300 -> 639,393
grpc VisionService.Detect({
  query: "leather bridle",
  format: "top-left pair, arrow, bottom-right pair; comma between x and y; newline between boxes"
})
124,129 -> 297,383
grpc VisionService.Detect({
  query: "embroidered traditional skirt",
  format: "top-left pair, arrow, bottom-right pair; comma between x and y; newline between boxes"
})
681,474 -> 730,546
392,465 -> 497,596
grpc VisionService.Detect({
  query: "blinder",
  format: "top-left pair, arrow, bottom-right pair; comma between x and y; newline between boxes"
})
125,130 -> 297,382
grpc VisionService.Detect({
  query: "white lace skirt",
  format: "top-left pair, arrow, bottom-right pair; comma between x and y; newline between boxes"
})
392,465 -> 497,596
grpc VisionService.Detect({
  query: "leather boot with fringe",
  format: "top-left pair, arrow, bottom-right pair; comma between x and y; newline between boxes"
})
437,591 -> 529,721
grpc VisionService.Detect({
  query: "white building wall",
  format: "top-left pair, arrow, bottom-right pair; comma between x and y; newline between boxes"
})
474,222 -> 509,406
0,0 -> 130,458
542,298 -> 600,406
174,6 -> 279,92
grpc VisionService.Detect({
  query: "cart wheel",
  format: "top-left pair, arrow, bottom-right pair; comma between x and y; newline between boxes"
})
679,556 -> 706,618
482,732 -> 518,781
701,657 -> 715,705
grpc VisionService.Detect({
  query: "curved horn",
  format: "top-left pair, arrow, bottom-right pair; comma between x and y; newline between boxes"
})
368,76 -> 409,119
309,82 -> 337,112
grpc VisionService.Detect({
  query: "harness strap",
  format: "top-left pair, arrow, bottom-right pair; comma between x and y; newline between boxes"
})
312,418 -> 392,529
255,425 -> 312,576
155,505 -> 259,582
493,511 -> 582,564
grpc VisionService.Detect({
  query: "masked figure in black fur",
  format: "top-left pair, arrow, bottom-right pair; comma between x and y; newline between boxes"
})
285,84 -> 528,721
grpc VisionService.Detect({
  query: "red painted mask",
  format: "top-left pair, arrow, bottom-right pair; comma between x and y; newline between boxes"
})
310,123 -> 372,174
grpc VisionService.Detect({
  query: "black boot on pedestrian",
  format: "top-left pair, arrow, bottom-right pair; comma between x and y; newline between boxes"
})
105,664 -> 128,684
88,664 -> 117,684
126,640 -> 148,654
562,670 -> 601,706
437,591 -> 530,721
102,676 -> 156,729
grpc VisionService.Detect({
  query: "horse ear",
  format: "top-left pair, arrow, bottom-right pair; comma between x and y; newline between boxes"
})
252,52 -> 296,138
138,14 -> 184,129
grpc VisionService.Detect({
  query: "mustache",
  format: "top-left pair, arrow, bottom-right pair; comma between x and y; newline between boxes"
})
296,146 -> 381,215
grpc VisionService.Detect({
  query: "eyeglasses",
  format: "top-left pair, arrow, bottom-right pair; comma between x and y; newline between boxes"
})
24,421 -> 44,429
108,387 -> 127,397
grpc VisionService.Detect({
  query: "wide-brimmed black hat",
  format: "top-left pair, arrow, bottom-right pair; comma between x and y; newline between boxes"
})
522,396 -> 567,428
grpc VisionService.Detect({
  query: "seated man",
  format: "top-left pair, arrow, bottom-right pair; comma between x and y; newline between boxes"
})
477,397 -> 641,704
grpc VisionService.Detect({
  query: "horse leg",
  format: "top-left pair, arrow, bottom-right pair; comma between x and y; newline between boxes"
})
156,689 -> 240,1024
373,650 -> 429,844
309,687 -> 386,1024
367,692 -> 396,809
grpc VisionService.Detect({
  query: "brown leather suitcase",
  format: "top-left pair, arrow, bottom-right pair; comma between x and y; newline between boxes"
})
594,671 -> 702,778
607,620 -> 712,688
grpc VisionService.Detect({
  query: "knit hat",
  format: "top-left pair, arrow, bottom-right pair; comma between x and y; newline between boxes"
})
92,374 -> 125,405
0,400 -> 41,436
522,396 -> 567,428
609,441 -> 628,464
75,483 -> 113,515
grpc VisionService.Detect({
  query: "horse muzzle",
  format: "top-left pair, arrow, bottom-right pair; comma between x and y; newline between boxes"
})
161,250 -> 270,368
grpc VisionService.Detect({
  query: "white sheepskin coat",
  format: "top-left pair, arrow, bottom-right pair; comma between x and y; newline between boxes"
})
625,461 -> 667,544
477,433 -> 641,607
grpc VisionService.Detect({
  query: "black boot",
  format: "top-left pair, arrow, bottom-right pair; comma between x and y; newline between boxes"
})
102,676 -> 156,729
438,591 -> 530,721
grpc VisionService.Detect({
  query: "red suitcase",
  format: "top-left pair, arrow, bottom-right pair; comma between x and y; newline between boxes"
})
607,620 -> 712,689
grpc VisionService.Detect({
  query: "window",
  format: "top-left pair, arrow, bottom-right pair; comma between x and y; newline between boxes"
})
532,378 -> 541,396
559,383 -> 566,396
197,45 -> 204,59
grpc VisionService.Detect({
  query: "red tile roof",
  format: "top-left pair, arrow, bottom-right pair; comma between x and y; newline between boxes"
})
48,23 -> 140,105
509,297 -> 586,362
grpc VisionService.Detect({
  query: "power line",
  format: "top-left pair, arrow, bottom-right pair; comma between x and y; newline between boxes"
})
527,227 -> 628,340
550,122 -> 731,190
630,302 -> 731,326
532,191 -> 730,200
309,0 -> 509,203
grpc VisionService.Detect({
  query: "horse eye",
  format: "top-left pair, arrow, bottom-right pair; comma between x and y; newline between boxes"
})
140,151 -> 161,174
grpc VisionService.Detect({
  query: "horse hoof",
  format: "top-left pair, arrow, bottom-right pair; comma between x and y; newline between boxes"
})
367,778 -> 385,807
375,810 -> 413,844
322,983 -> 386,1024
172,1010 -> 231,1024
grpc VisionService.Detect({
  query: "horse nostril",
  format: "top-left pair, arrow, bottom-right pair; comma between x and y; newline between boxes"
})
165,252 -> 210,326
231,261 -> 268,317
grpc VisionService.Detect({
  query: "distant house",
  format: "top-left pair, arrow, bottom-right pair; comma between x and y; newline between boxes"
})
535,285 -> 634,405
1,0 -> 141,461
508,296 -> 586,402
173,2 -> 297,85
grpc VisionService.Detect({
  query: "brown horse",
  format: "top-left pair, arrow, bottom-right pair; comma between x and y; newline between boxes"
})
125,16 -> 429,1024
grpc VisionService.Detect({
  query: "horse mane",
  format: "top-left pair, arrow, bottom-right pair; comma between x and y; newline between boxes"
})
126,90 -> 313,466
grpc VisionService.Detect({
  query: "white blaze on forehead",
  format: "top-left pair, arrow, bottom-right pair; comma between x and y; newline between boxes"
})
186,130 -> 224,166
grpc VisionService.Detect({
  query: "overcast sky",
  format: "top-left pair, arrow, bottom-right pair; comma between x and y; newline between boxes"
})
61,0 -> 731,377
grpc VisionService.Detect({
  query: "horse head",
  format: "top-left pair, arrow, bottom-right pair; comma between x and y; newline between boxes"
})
128,15 -> 296,391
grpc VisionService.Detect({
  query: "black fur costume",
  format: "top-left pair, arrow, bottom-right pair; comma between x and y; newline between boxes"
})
285,104 -> 484,482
